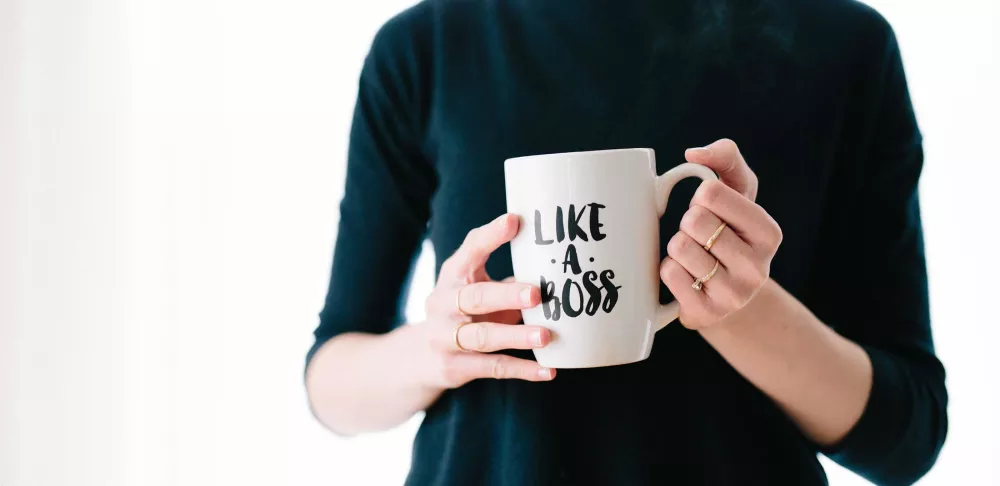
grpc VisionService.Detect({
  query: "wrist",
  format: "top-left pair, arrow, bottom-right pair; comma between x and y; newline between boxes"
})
392,323 -> 449,393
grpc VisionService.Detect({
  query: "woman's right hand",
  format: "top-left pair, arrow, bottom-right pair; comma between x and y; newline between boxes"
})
410,213 -> 556,390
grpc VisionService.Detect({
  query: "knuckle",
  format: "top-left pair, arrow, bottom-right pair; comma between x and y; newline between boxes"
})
769,223 -> 784,249
660,259 -> 684,284
438,257 -> 456,278
496,214 -> 513,235
666,233 -> 687,256
678,310 -> 696,329
425,287 -> 451,317
469,286 -> 485,311
757,216 -> 782,251
474,323 -> 489,351
463,227 -> 481,247
443,258 -> 471,283
747,264 -> 768,290
680,307 -> 709,330
659,260 -> 673,282
697,310 -> 718,327
761,231 -> 779,252
492,356 -> 506,379
669,259 -> 687,277
717,138 -> 737,152
680,206 -> 708,234
695,180 -> 725,207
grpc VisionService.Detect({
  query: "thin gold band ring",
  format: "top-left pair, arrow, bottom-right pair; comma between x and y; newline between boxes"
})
704,222 -> 728,251
692,260 -> 721,291
453,321 -> 470,351
454,286 -> 471,351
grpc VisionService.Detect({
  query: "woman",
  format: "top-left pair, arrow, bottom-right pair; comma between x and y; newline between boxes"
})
305,1 -> 948,484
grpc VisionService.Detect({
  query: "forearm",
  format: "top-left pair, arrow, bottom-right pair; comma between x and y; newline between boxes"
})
305,325 -> 441,436
699,279 -> 873,447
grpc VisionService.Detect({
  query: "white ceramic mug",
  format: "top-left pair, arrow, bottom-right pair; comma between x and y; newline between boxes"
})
505,148 -> 718,368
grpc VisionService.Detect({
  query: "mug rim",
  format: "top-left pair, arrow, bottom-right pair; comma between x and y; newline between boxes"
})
504,147 -> 654,167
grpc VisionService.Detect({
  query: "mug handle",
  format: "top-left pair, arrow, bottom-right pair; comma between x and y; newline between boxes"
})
653,163 -> 719,331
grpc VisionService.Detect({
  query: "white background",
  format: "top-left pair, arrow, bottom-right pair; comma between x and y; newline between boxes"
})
1,0 -> 997,485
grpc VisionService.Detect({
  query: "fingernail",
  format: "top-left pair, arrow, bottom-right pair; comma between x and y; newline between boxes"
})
520,287 -> 533,306
687,147 -> 713,158
531,330 -> 544,346
538,368 -> 553,379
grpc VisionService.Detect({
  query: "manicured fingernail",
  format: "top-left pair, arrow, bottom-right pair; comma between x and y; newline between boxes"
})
520,287 -> 533,306
687,147 -> 713,158
531,330 -> 543,346
538,368 -> 553,379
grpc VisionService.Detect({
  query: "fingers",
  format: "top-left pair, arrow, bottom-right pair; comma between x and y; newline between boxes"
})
664,139 -> 780,330
659,257 -> 711,328
441,214 -> 519,281
455,322 -> 551,353
458,281 -> 540,316
666,232 -> 721,282
474,276 -> 527,324
426,281 -> 540,318
684,138 -> 759,201
440,353 -> 556,387
666,199 -> 780,329
665,232 -> 744,312
690,180 -> 782,253
679,205 -> 755,273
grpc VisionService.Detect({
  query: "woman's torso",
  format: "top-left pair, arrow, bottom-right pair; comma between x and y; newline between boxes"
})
395,1 -> 880,484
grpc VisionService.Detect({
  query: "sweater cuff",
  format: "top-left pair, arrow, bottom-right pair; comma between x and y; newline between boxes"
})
820,345 -> 910,471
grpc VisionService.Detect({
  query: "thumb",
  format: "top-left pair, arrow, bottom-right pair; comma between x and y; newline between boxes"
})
684,138 -> 759,201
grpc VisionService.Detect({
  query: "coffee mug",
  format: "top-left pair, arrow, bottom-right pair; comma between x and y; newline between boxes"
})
505,148 -> 718,368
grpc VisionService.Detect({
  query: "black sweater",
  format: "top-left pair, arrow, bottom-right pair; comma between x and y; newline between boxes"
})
308,1 -> 948,484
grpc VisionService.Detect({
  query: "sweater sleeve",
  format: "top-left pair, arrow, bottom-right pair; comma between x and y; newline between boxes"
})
305,3 -> 436,370
803,14 -> 948,486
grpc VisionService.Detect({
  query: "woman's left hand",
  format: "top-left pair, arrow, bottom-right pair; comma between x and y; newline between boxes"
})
660,138 -> 783,329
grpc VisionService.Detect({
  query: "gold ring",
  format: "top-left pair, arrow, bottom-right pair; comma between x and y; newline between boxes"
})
455,286 -> 468,317
692,260 -> 720,290
453,322 -> 470,351
703,222 -> 727,251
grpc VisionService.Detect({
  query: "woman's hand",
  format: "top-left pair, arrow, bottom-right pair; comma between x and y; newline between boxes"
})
660,139 -> 783,329
412,213 -> 556,389
306,213 -> 553,436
